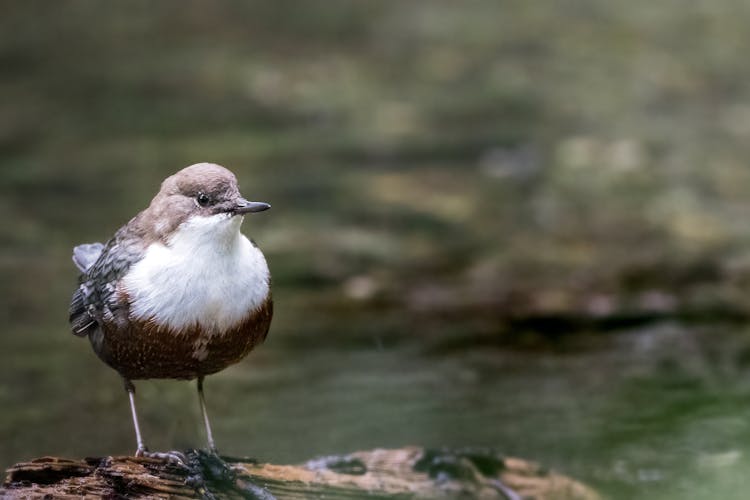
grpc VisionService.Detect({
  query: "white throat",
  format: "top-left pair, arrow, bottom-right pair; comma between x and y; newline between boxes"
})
122,214 -> 270,334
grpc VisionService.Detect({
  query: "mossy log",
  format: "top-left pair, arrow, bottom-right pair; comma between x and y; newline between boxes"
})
1,446 -> 600,499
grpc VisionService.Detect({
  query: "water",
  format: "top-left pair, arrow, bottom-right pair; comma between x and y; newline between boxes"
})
5,285 -> 750,498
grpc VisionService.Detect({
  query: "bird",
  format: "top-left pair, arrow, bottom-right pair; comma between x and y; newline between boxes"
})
68,162 -> 273,459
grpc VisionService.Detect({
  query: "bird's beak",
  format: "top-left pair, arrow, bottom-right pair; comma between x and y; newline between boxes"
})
234,198 -> 271,215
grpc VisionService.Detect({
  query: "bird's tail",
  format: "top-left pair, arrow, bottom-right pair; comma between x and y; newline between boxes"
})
72,242 -> 104,272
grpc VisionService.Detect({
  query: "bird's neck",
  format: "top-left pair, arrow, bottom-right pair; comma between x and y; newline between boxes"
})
167,214 -> 244,255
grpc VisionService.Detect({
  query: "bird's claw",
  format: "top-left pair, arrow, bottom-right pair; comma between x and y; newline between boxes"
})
135,447 -> 188,467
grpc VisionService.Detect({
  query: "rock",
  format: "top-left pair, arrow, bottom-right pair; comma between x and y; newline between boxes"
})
1,447 -> 600,499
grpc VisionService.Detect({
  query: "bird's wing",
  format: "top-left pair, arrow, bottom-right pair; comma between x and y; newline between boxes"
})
69,225 -> 146,337
69,285 -> 96,336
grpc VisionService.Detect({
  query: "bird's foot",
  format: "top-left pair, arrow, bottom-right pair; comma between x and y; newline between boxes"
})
185,449 -> 276,500
135,447 -> 188,467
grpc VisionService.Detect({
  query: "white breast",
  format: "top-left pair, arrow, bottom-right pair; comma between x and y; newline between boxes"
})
122,214 -> 270,334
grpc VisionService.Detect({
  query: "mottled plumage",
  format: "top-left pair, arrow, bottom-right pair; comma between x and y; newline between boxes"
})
70,225 -> 147,338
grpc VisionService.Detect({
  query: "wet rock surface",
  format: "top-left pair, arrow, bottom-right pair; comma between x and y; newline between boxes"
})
2,447 -> 599,499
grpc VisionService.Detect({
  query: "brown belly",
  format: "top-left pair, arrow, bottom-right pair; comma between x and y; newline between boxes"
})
92,298 -> 272,380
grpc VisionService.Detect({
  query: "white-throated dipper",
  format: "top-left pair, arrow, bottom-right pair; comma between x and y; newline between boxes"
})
69,163 -> 272,459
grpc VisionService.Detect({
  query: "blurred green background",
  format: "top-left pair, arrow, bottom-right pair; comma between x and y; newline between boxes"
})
4,1 -> 750,498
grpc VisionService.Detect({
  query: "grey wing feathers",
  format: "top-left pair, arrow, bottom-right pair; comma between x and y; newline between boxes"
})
70,242 -> 105,336
69,228 -> 145,338
69,286 -> 95,336
73,242 -> 105,272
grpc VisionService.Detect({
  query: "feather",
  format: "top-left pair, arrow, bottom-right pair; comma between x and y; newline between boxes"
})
72,242 -> 105,272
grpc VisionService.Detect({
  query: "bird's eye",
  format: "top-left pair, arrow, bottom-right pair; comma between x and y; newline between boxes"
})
196,193 -> 211,207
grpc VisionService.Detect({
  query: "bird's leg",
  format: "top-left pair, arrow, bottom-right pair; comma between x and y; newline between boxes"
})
124,378 -> 187,465
124,378 -> 147,456
197,376 -> 218,454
